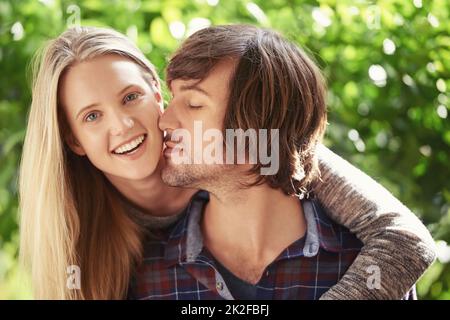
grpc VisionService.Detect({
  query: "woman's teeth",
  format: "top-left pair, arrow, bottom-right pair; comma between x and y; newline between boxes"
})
113,135 -> 145,154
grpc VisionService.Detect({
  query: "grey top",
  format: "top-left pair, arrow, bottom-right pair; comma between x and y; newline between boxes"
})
125,202 -> 184,230
313,145 -> 435,299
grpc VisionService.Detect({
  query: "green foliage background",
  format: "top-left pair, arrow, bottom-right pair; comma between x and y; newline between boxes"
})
0,0 -> 449,299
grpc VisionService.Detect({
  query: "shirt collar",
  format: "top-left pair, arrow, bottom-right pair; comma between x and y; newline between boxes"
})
164,191 -> 360,267
302,199 -> 360,254
164,190 -> 208,267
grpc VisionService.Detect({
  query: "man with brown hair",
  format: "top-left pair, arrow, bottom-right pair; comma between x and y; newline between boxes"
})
129,25 -> 433,299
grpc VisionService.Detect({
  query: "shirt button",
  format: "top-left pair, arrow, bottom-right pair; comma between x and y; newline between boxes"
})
216,281 -> 224,291
309,243 -> 318,253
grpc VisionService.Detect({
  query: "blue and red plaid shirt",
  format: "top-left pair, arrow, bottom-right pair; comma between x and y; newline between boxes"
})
128,190 -> 372,300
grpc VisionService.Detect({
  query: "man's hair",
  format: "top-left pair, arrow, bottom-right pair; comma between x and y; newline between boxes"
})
166,24 -> 327,196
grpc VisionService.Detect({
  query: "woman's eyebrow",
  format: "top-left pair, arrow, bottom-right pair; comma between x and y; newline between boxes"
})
117,84 -> 140,97
76,103 -> 100,120
75,84 -> 143,120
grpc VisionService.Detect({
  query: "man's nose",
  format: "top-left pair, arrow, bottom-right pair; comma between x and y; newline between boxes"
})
158,102 -> 180,133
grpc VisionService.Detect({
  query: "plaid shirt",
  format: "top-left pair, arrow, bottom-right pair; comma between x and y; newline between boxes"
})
128,191 -> 368,300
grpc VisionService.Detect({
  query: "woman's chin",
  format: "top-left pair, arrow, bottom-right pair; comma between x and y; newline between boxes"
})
103,164 -> 159,184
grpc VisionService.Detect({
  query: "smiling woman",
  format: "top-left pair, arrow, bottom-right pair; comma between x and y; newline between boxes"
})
19,26 -> 196,299
58,54 -> 163,180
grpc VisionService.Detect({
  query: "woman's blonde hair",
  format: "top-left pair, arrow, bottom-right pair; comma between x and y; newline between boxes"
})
19,26 -> 160,299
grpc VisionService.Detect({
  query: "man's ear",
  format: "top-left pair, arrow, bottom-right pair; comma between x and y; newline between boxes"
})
65,133 -> 86,156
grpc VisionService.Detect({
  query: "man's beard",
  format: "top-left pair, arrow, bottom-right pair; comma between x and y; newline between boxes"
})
161,163 -> 198,187
161,160 -> 235,190
161,161 -> 213,188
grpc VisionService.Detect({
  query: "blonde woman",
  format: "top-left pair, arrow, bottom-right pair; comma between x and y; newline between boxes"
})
19,26 -> 435,300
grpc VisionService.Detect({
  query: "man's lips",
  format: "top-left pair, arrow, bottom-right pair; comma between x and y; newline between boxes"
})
164,140 -> 182,149
163,132 -> 183,149
163,137 -> 186,161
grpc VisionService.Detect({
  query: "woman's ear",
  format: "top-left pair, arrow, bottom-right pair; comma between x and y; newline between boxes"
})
154,90 -> 162,104
65,133 -> 86,156
150,80 -> 164,112
151,80 -> 162,104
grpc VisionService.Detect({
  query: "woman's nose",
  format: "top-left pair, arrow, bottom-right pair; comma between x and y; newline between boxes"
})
110,111 -> 135,136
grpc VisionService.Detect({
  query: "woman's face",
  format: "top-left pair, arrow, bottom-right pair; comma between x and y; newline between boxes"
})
59,54 -> 163,181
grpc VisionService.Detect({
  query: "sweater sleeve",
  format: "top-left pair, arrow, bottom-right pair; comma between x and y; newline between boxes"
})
312,145 -> 436,300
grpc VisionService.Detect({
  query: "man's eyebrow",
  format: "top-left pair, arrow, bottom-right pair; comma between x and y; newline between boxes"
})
179,83 -> 211,98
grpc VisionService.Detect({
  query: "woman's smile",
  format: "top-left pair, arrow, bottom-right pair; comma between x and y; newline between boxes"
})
111,133 -> 148,160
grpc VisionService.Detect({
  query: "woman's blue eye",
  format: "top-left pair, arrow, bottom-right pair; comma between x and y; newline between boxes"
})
85,112 -> 99,122
124,92 -> 140,103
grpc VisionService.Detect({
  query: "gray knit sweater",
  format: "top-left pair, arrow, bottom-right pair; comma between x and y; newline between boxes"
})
130,145 -> 436,299
314,145 -> 436,299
